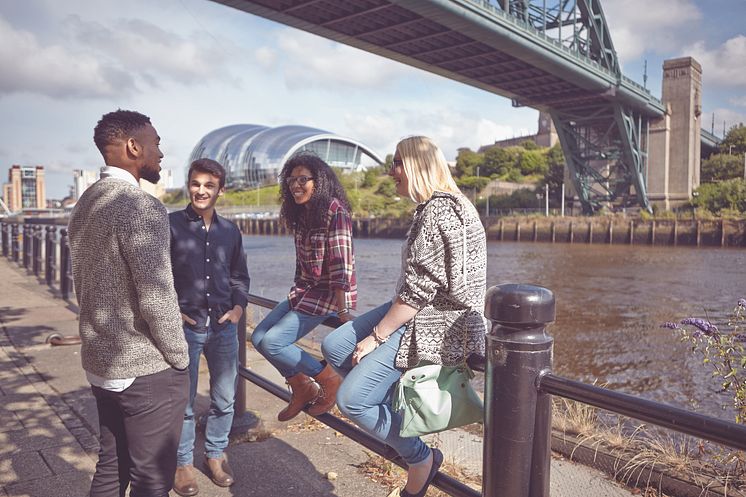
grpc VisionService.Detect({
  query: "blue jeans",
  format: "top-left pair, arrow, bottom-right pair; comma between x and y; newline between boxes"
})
177,322 -> 238,466
321,302 -> 430,465
251,299 -> 334,378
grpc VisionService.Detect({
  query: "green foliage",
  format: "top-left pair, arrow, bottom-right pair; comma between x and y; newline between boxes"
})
671,300 -> 746,423
488,188 -> 540,210
455,148 -> 484,177
537,144 -> 566,203
693,179 -> 746,213
519,139 -> 539,150
375,177 -> 397,197
702,153 -> 745,183
455,175 -> 490,191
517,149 -> 549,176
362,165 -> 382,188
719,124 -> 746,156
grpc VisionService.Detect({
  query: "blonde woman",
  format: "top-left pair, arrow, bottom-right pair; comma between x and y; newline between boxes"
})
322,136 -> 487,497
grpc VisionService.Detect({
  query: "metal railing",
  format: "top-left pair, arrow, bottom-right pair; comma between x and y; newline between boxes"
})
5,215 -> 746,496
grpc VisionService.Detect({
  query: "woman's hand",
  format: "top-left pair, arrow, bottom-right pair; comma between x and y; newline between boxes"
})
337,312 -> 354,324
351,335 -> 377,366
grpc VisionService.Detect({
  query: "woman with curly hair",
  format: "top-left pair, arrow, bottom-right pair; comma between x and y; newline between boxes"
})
322,136 -> 487,497
251,153 -> 356,421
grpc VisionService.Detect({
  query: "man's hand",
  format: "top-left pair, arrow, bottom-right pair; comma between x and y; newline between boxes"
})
181,313 -> 197,326
218,305 -> 243,324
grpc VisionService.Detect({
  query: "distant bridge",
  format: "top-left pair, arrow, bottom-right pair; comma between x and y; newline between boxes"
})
212,0 -> 708,213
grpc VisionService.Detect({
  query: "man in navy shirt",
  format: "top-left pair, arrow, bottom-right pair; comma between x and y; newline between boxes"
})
169,158 -> 250,496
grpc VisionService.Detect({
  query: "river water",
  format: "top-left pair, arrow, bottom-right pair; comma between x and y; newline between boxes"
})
243,234 -> 746,420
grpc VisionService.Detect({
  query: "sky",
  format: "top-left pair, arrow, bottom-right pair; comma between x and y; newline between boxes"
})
1,0 -> 745,199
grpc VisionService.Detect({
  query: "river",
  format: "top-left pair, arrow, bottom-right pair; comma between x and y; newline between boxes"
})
243,234 -> 746,420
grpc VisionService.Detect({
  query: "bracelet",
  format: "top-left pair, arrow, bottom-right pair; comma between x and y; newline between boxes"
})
338,308 -> 349,315
371,326 -> 389,345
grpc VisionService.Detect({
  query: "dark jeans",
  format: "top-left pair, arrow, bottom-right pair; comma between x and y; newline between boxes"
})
89,367 -> 189,497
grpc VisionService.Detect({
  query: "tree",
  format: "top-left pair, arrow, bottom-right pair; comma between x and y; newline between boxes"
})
719,124 -> 746,156
483,146 -> 519,178
702,153 -> 745,183
693,179 -> 746,213
538,143 -> 566,203
455,148 -> 483,177
517,149 -> 549,176
361,165 -> 382,188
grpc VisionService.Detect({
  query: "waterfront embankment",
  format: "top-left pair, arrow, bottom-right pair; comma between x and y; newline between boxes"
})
230,216 -> 746,247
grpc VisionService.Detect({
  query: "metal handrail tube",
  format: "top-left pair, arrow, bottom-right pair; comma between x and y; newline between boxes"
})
539,373 -> 746,452
237,365 -> 480,497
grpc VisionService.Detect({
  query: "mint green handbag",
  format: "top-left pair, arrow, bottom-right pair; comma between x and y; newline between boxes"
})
393,362 -> 484,438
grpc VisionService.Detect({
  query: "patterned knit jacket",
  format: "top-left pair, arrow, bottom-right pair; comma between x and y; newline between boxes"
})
68,178 -> 189,378
395,191 -> 487,369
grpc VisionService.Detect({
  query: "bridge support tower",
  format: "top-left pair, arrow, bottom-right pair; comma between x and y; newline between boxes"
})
648,57 -> 702,211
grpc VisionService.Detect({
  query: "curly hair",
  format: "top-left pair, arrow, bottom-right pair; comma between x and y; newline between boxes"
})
278,153 -> 351,231
93,109 -> 152,155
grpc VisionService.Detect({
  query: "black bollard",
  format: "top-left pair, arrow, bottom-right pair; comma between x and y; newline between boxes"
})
482,284 -> 555,497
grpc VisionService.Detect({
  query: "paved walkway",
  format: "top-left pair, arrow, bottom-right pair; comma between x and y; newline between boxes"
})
0,258 -> 637,497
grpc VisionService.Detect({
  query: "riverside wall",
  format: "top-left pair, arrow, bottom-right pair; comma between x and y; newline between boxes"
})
231,216 -> 746,248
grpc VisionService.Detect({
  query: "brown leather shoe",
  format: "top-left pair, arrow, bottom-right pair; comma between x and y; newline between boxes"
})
307,364 -> 342,416
206,456 -> 234,487
173,464 -> 199,496
278,373 -> 321,422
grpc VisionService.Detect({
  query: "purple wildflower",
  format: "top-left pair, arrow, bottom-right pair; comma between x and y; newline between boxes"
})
680,318 -> 719,336
735,334 -> 746,343
661,322 -> 681,329
692,330 -> 704,339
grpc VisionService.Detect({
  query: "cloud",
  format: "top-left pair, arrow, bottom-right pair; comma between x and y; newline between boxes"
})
602,0 -> 701,62
0,16 -> 134,98
268,29 -> 412,92
0,13 -> 242,100
682,36 -> 746,88
344,109 -> 533,160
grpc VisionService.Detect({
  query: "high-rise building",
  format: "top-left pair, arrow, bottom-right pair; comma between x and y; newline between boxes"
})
2,165 -> 46,212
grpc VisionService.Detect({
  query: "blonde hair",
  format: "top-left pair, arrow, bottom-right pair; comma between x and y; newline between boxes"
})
396,136 -> 460,203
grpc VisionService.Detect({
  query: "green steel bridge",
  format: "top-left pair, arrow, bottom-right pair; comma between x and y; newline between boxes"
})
212,0 -> 713,213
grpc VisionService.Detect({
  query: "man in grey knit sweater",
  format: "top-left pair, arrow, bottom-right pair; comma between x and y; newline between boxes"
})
68,109 -> 189,497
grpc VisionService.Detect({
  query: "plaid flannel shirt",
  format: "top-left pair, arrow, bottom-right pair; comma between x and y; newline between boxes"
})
288,198 -> 357,316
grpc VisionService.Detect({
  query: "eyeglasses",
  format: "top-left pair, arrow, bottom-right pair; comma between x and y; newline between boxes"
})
390,159 -> 403,172
285,175 -> 315,186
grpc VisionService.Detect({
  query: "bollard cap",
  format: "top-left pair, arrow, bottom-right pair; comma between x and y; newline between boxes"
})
484,284 -> 555,326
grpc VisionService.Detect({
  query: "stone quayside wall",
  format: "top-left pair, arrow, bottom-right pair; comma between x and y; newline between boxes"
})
232,216 -> 746,248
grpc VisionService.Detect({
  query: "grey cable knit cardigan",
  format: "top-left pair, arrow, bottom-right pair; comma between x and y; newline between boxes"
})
68,177 -> 188,378
395,191 -> 488,369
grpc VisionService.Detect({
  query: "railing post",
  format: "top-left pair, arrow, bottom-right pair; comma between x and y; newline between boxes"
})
33,225 -> 42,277
483,284 -> 555,497
1,222 -> 8,257
60,228 -> 72,299
45,226 -> 56,286
11,223 -> 20,262
23,224 -> 31,268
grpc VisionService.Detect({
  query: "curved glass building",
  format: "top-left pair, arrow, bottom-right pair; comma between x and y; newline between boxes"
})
187,124 -> 384,189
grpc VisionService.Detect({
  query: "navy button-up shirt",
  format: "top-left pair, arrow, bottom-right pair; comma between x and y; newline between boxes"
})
169,204 -> 250,331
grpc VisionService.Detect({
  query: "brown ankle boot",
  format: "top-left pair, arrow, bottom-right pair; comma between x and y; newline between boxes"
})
307,364 -> 342,416
173,464 -> 199,496
278,373 -> 321,421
